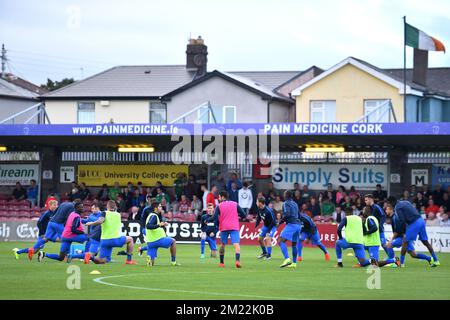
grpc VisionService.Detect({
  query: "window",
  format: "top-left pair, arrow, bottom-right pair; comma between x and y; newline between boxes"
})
77,102 -> 95,124
149,102 -> 167,124
364,100 -> 390,122
198,105 -> 236,123
310,101 -> 336,122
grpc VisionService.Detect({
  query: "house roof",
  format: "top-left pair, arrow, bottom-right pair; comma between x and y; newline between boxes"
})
1,74 -> 48,95
43,65 -> 197,99
291,57 -> 426,97
0,77 -> 40,100
228,71 -> 302,90
163,70 -> 293,103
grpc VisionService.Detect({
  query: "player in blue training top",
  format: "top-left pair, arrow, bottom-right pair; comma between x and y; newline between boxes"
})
278,190 -> 302,268
364,194 -> 395,261
297,212 -> 330,262
255,197 -> 277,260
200,203 -> 218,259
13,200 -> 59,260
384,203 -> 433,266
386,197 -> 439,267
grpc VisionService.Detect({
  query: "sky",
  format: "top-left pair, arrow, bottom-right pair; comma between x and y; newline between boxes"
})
1,0 -> 450,85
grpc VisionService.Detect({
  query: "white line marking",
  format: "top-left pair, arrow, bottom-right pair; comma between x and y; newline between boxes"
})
92,272 -> 297,300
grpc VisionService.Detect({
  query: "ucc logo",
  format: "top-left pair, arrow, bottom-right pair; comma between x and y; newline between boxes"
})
78,170 -> 101,178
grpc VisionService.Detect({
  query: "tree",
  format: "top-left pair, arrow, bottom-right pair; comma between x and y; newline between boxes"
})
40,78 -> 75,91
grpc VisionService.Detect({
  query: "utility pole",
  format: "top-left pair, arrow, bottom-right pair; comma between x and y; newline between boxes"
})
1,44 -> 6,77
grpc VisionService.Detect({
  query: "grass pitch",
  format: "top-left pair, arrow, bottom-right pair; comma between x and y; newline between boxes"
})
1,241 -> 449,300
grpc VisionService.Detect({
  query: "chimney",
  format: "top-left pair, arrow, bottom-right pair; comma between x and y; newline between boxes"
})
412,48 -> 428,87
186,36 -> 208,78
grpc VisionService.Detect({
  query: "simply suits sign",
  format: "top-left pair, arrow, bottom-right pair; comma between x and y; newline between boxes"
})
272,164 -> 387,190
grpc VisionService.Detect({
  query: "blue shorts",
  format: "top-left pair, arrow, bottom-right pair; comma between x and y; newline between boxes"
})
380,232 -> 387,245
147,237 -> 174,259
280,224 -> 301,243
60,235 -> 88,254
220,230 -> 240,245
44,222 -> 64,242
336,239 -> 366,260
365,245 -> 380,261
405,218 -> 428,242
205,236 -> 217,251
392,237 -> 415,251
300,230 -> 321,245
99,236 -> 127,259
259,226 -> 277,238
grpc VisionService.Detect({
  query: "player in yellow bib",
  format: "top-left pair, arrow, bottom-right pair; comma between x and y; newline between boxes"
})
145,202 -> 179,267
85,200 -> 136,265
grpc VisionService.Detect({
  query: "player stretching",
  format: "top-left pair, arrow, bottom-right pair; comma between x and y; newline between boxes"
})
278,190 -> 301,268
200,203 -> 218,259
68,203 -> 104,263
335,208 -> 373,268
137,199 -> 156,257
145,202 -> 179,266
38,201 -> 88,262
255,197 -> 277,260
361,206 -> 399,268
86,200 -> 136,265
209,191 -> 247,268
13,200 -> 58,260
364,194 -> 395,262
386,198 -> 439,267
297,212 -> 330,262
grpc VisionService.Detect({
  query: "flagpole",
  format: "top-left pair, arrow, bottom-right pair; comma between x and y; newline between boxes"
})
403,16 -> 407,114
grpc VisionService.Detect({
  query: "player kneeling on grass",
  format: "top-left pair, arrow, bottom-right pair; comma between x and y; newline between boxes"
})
297,212 -> 330,262
335,208 -> 374,268
145,202 -> 179,267
85,200 -> 136,265
200,203 -> 218,259
13,200 -> 58,261
255,197 -> 276,260
209,191 -> 247,268
384,203 -> 434,267
38,201 -> 88,262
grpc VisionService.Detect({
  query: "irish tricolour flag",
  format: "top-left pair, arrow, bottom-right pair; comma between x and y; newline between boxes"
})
405,23 -> 446,52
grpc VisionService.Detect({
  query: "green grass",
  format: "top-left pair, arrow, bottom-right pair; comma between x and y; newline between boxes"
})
1,241 -> 449,300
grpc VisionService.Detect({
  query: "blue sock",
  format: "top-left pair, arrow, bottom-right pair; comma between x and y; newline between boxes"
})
171,255 -> 176,262
261,245 -> 267,254
400,254 -> 405,265
415,253 -> 431,262
297,241 -> 303,258
385,258 -> 395,264
335,243 -> 343,260
140,246 -> 147,252
70,253 -> 85,259
127,254 -> 132,261
33,238 -> 46,251
292,244 -> 298,262
201,240 -> 205,254
384,246 -> 395,259
235,253 -> 240,261
17,248 -> 28,254
220,255 -> 224,264
431,252 -> 438,262
280,242 -> 289,259
318,243 -> 328,254
360,259 -> 371,267
45,253 -> 60,260
267,246 -> 272,256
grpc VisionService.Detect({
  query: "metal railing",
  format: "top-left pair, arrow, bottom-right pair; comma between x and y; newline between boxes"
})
169,101 -> 218,124
355,100 -> 397,123
0,102 -> 51,124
